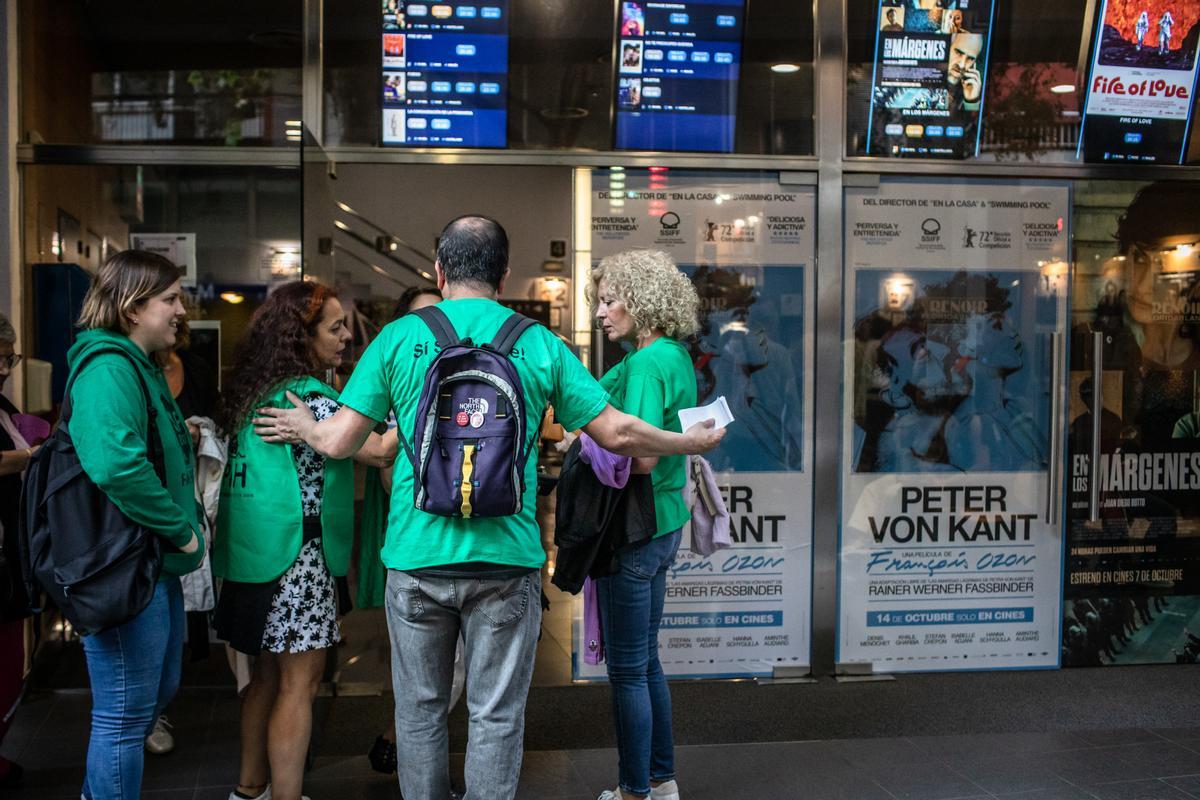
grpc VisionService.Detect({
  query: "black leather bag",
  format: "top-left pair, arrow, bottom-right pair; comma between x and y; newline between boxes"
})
18,348 -> 166,636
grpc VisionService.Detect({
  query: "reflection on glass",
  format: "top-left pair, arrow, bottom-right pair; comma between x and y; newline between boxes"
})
688,265 -> 806,471
22,1 -> 302,146
1064,180 -> 1200,667
853,270 -> 1050,472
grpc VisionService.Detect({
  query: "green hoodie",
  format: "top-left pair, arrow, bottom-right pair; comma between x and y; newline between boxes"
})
66,329 -> 204,577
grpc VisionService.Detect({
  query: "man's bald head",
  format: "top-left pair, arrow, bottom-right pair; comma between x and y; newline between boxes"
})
436,215 -> 509,291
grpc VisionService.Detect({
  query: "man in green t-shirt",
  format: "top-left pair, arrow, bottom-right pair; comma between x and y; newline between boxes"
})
255,215 -> 723,800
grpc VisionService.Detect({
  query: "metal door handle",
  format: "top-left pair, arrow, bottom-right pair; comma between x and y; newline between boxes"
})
1046,331 -> 1063,524
1089,331 -> 1103,522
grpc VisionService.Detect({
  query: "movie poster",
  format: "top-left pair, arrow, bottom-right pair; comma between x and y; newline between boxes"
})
1080,0 -> 1200,164
1064,180 -> 1200,666
581,170 -> 814,678
866,0 -> 997,158
839,178 -> 1070,672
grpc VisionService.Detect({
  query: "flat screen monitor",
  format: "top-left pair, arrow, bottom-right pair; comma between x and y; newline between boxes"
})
612,0 -> 746,153
381,2 -> 509,148
865,0 -> 997,159
1078,0 -> 1200,164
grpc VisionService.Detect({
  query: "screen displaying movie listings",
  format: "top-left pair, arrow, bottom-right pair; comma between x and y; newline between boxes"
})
613,0 -> 746,153
866,0 -> 996,159
381,1 -> 509,148
1079,0 -> 1200,163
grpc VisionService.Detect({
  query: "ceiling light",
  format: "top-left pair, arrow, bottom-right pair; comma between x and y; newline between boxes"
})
771,63 -> 801,74
285,120 -> 302,127
220,292 -> 245,304
1050,84 -> 1075,94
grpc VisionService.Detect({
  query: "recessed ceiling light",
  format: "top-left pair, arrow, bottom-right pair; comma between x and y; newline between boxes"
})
1050,84 -> 1075,94
771,63 -> 801,74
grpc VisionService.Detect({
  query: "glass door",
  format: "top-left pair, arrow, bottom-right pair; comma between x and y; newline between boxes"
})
1064,180 -> 1200,667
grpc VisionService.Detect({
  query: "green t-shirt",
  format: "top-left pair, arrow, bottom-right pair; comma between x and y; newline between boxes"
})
339,297 -> 610,571
600,337 -> 697,537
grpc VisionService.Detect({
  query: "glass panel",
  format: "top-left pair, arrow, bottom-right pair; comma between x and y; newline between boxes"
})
1064,179 -> 1200,666
838,177 -> 1071,671
847,0 -> 1200,163
325,0 -> 814,154
578,169 -> 816,678
20,0 -> 302,146
23,163 -> 301,403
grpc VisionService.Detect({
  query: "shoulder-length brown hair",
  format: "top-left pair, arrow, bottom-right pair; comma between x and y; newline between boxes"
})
77,250 -> 182,334
216,281 -> 338,435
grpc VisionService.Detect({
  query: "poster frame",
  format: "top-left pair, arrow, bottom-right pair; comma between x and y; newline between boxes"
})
834,174 -> 1072,674
576,168 -> 817,681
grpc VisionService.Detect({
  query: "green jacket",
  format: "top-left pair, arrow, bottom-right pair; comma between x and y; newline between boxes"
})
66,329 -> 204,577
214,376 -> 354,583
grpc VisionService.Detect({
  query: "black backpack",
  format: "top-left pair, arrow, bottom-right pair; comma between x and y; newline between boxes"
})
18,348 -> 166,636
407,306 -> 538,518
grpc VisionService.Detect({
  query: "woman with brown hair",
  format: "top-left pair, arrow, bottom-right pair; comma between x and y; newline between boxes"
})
213,281 -> 395,800
68,250 -> 204,800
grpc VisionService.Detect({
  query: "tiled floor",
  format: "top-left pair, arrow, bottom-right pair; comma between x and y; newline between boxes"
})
7,686 -> 1200,800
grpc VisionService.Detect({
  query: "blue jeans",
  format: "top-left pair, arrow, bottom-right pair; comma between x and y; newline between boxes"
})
81,577 -> 184,800
597,529 -> 682,797
385,568 -> 542,800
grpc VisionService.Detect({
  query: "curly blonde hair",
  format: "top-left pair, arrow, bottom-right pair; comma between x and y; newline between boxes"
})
589,250 -> 699,339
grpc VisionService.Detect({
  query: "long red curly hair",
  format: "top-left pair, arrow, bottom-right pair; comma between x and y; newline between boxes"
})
216,281 -> 338,435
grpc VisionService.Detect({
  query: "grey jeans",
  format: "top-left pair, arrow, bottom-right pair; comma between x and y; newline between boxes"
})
385,568 -> 542,800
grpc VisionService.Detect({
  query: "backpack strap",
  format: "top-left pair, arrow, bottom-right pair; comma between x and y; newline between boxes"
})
412,305 -> 460,350
61,347 -> 166,486
489,313 -> 537,356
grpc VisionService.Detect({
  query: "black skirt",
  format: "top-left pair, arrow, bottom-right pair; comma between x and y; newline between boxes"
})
214,518 -> 352,656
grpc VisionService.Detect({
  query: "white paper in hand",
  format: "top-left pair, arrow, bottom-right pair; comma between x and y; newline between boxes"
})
678,396 -> 734,431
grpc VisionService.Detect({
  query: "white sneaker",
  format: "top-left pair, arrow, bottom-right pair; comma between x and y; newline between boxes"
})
229,787 -> 269,800
597,790 -> 625,800
228,787 -> 291,800
651,780 -> 680,800
144,715 -> 175,755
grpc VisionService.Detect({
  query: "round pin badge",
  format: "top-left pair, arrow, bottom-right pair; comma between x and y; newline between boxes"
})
455,411 -> 470,427
470,411 -> 485,428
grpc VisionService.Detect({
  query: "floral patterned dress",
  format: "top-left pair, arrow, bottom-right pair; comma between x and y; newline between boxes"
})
259,393 -> 342,653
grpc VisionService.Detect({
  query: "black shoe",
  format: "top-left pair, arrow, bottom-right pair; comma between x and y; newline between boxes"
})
367,734 -> 398,775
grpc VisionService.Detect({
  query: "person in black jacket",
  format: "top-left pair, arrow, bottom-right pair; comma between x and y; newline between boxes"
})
0,312 -> 37,787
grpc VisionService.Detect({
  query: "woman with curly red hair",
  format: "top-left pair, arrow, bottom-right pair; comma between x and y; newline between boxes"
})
212,281 -> 396,800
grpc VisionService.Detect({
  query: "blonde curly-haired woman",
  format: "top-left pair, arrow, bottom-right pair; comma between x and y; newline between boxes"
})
589,250 -> 699,800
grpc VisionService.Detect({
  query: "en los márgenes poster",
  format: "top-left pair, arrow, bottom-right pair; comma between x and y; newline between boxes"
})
867,0 -> 997,158
1064,185 -> 1200,666
839,178 -> 1070,672
1080,0 -> 1200,164
582,170 -> 814,678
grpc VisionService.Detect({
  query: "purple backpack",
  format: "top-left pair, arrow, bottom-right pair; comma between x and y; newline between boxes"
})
407,306 -> 538,518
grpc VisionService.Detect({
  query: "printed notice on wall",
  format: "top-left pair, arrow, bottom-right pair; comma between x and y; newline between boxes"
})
838,177 -> 1070,672
579,169 -> 814,679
